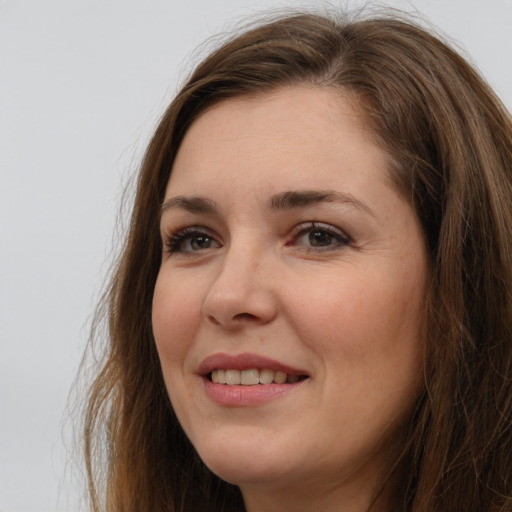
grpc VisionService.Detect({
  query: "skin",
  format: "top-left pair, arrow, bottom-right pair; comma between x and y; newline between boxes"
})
152,87 -> 428,512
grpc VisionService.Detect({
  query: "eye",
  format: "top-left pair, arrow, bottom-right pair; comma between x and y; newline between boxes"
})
164,226 -> 222,255
289,222 -> 350,250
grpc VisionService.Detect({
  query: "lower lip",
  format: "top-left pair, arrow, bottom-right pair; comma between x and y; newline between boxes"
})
203,378 -> 306,406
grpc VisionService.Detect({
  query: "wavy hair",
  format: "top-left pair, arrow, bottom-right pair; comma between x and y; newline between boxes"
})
83,10 -> 512,512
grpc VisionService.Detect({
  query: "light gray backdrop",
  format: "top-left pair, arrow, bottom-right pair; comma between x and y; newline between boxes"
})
1,1 -> 511,511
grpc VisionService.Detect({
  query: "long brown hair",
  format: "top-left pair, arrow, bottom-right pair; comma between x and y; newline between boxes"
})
83,10 -> 512,512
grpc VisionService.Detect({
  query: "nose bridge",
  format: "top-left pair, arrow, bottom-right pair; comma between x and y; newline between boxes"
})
202,235 -> 277,327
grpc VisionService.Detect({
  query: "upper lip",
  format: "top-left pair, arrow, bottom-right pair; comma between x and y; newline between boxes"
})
197,352 -> 309,377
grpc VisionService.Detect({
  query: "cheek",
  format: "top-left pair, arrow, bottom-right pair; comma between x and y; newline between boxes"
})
286,266 -> 424,370
152,272 -> 203,365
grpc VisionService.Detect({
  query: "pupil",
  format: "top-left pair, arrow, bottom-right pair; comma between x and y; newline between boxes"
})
309,230 -> 332,246
192,236 -> 211,250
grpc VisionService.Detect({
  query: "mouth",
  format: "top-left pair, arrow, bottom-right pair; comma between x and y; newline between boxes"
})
198,353 -> 309,406
198,352 -> 310,385
209,368 -> 308,385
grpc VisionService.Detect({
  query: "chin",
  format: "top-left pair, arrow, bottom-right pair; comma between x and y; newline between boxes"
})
192,428 -> 301,486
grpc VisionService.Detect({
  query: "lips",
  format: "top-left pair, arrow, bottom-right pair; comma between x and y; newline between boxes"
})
198,352 -> 310,406
198,352 -> 309,381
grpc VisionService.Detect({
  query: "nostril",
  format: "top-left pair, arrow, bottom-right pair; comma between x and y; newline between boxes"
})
233,312 -> 258,321
207,314 -> 221,326
206,312 -> 259,326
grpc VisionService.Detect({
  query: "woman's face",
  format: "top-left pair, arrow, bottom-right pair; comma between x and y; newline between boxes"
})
153,87 -> 428,508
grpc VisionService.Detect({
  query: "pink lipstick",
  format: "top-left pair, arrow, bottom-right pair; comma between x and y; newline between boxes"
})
198,352 -> 309,407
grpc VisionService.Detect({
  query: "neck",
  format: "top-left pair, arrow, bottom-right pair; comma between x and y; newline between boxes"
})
240,466 -> 392,512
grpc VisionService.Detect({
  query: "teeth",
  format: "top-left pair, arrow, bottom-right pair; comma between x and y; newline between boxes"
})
274,371 -> 287,384
225,369 -> 241,385
210,368 -> 304,385
259,368 -> 274,385
241,369 -> 260,385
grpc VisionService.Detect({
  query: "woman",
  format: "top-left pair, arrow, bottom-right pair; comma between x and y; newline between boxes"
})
83,10 -> 512,512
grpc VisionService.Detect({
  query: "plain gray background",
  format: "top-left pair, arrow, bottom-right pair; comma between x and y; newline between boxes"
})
1,1 -> 511,511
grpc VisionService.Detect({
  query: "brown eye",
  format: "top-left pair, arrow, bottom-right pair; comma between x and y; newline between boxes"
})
291,222 -> 350,251
308,230 -> 334,247
165,227 -> 221,255
190,235 -> 214,250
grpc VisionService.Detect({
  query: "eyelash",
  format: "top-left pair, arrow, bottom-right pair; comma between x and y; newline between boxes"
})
164,226 -> 220,255
289,222 -> 351,251
163,222 -> 351,256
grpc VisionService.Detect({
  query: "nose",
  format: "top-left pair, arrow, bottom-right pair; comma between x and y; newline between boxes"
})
201,245 -> 278,329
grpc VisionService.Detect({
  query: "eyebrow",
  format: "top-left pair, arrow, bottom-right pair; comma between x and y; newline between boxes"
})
161,196 -> 218,214
269,190 -> 376,217
161,189 -> 375,217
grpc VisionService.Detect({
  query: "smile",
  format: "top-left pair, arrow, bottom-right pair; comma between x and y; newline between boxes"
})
210,368 -> 306,385
198,353 -> 310,405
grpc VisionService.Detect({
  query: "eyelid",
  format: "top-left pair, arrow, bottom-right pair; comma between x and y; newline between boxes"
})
161,220 -> 351,257
289,221 -> 351,248
163,225 -> 222,255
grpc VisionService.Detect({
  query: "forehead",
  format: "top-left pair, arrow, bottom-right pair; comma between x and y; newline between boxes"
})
166,86 -> 391,200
